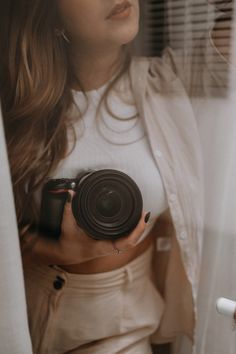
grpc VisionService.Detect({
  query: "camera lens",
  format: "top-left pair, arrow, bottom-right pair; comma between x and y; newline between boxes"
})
96,189 -> 121,217
72,169 -> 143,240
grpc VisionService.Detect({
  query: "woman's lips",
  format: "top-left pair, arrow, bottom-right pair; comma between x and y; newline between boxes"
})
106,1 -> 132,20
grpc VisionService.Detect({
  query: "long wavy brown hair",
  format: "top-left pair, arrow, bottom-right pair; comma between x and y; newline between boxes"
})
0,0 -> 131,231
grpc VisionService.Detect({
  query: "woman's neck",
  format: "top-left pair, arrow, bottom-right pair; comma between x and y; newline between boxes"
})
69,45 -> 124,92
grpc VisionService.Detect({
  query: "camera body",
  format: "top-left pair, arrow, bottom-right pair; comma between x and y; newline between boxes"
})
39,169 -> 143,241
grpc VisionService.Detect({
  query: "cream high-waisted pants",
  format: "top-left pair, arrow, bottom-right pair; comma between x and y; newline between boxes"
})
24,245 -> 164,354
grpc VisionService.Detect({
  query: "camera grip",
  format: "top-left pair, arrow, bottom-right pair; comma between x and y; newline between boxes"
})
39,190 -> 68,239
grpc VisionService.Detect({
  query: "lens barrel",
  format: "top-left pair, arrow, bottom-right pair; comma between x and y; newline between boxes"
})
72,169 -> 143,240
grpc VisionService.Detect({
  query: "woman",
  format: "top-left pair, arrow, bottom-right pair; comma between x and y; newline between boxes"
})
0,1 -> 203,353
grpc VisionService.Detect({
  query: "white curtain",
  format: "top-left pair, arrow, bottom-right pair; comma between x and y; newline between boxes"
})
175,74 -> 236,354
196,81 -> 236,354
195,26 -> 236,353
165,1 -> 236,353
0,106 -> 32,353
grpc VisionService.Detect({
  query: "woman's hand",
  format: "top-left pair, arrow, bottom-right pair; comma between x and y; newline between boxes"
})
57,192 -> 151,265
209,0 -> 233,61
21,192 -> 151,266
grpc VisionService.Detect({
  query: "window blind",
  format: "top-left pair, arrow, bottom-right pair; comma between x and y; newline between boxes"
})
141,0 -> 234,96
144,0 -> 217,55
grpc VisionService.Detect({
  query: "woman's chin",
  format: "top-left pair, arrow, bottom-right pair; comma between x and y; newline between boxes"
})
106,8 -> 139,46
112,25 -> 139,46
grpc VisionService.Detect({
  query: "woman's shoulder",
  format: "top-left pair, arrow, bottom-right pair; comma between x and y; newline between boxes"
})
131,50 -> 180,85
130,50 -> 186,94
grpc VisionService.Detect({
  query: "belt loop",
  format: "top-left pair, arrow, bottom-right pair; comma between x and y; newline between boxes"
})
124,266 -> 133,288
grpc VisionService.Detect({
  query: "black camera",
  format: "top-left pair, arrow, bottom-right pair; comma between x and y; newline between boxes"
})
39,169 -> 143,240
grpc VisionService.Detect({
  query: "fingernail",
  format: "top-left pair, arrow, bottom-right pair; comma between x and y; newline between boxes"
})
145,212 -> 151,224
67,192 -> 72,203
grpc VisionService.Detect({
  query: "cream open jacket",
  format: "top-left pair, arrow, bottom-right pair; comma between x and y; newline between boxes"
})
129,50 -> 204,345
130,37 -> 228,346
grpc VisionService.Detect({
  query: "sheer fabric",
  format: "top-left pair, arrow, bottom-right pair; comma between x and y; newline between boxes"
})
0,106 -> 32,354
161,1 -> 236,353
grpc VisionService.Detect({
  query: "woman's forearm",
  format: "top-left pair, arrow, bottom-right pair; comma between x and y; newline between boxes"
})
20,207 -> 149,266
20,232 -> 62,265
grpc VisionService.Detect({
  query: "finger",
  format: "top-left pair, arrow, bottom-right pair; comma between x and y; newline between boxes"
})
126,211 -> 151,244
115,211 -> 151,250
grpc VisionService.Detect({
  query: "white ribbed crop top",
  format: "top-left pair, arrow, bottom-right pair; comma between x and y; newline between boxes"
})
51,74 -> 168,241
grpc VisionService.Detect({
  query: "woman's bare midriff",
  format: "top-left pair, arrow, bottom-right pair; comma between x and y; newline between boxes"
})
60,231 -> 156,274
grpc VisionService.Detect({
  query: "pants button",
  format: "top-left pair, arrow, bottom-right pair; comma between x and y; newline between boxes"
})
53,276 -> 65,290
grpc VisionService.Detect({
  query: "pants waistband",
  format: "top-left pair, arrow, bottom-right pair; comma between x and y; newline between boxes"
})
25,244 -> 154,293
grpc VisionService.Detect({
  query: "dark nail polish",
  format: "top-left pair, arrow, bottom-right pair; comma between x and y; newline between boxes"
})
145,212 -> 151,223
67,193 -> 72,203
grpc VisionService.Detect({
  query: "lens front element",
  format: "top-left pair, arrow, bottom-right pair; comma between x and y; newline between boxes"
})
96,189 -> 122,217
